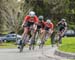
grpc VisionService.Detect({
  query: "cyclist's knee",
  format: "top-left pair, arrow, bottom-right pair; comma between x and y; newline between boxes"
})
24,28 -> 28,34
40,29 -> 45,33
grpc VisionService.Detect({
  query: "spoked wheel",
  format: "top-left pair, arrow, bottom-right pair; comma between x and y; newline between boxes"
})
29,39 -> 35,50
19,41 -> 25,52
18,38 -> 26,52
39,44 -> 43,49
20,45 -> 24,52
51,32 -> 60,47
39,40 -> 44,49
19,34 -> 29,52
29,44 -> 35,50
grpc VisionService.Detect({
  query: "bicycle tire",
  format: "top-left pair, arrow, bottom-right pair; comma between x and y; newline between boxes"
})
19,43 -> 24,52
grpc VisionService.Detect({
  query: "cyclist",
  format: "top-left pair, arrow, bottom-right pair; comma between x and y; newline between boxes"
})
37,15 -> 45,34
56,18 -> 67,44
18,11 -> 39,49
39,19 -> 54,48
44,19 -> 54,38
22,11 -> 38,38
36,15 -> 46,47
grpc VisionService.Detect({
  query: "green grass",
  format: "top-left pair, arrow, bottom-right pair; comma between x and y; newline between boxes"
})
0,39 -> 51,49
45,37 -> 75,53
45,38 -> 51,45
0,42 -> 17,48
0,37 -> 75,53
59,37 -> 75,53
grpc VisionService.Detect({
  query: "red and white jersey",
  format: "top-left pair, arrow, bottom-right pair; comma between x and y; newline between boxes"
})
44,22 -> 54,29
23,15 -> 39,23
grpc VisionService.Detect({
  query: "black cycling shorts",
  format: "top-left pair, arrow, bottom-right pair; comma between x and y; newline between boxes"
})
44,27 -> 49,31
37,25 -> 41,30
24,21 -> 34,27
59,27 -> 65,32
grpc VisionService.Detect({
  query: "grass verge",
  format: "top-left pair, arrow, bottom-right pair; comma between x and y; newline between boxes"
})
59,37 -> 75,53
0,42 -> 17,48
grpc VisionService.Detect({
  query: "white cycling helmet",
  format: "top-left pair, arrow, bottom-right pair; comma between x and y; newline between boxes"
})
46,19 -> 51,23
61,18 -> 66,22
29,11 -> 35,17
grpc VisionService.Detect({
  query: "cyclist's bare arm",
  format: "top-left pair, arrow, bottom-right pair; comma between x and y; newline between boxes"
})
56,21 -> 62,26
22,15 -> 30,27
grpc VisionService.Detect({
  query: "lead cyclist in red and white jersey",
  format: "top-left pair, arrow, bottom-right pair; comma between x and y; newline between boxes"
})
18,11 -> 39,51
22,11 -> 39,39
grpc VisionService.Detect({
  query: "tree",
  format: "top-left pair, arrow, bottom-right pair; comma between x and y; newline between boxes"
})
0,0 -> 34,34
33,0 -> 75,29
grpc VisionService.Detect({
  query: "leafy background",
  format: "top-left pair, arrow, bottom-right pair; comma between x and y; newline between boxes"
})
0,0 -> 75,34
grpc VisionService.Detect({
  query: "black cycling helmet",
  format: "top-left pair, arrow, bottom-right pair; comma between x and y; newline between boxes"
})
38,15 -> 44,20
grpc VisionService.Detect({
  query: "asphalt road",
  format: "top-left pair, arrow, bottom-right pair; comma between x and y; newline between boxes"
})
0,46 -> 63,60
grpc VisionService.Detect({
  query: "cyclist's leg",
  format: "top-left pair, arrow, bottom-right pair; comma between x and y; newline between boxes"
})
32,31 -> 37,50
22,27 -> 28,39
59,29 -> 65,44
43,29 -> 51,43
28,25 -> 37,50
40,29 -> 45,40
51,31 -> 56,47
29,35 -> 35,50
18,27 -> 28,48
35,30 -> 40,41
55,33 -> 60,47
38,29 -> 43,48
39,29 -> 46,48
57,30 -> 63,45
